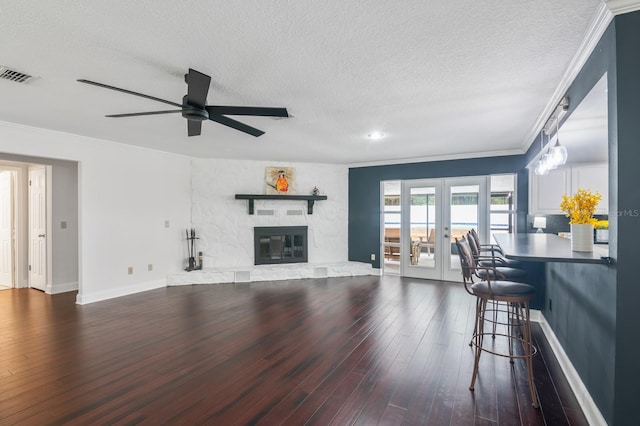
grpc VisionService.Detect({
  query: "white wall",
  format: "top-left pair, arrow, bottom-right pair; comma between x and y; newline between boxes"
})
192,158 -> 348,268
0,121 -> 192,303
51,159 -> 78,291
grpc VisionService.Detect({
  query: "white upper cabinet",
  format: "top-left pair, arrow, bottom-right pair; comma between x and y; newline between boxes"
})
529,167 -> 570,214
571,163 -> 608,214
529,163 -> 608,214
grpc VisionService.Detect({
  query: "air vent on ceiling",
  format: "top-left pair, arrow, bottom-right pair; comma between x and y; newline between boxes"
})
0,66 -> 33,83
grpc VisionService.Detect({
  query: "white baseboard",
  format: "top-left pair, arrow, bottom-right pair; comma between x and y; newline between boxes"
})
46,281 -> 79,295
76,279 -> 166,305
537,313 -> 607,426
530,308 -> 542,323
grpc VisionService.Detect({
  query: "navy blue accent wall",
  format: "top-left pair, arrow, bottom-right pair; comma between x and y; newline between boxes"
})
348,155 -> 526,269
612,11 -> 640,425
522,13 -> 640,423
524,21 -> 618,424
545,261 -> 616,422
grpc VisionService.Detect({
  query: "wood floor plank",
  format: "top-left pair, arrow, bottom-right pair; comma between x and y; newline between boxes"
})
0,277 -> 587,425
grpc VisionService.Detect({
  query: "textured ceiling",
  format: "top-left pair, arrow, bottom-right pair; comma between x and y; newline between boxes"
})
0,0 -> 604,164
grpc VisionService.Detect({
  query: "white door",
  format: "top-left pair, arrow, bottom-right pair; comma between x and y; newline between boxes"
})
442,177 -> 488,282
0,171 -> 14,287
399,177 -> 488,281
401,179 -> 442,280
29,166 -> 47,291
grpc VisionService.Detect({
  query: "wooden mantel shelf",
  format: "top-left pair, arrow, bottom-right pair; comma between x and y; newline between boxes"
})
235,194 -> 328,214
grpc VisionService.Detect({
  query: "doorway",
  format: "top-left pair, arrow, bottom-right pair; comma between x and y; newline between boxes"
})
0,169 -> 16,289
381,174 -> 516,281
0,160 -> 54,292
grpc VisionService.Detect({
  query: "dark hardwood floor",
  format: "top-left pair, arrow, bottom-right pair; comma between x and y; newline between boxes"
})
0,276 -> 588,425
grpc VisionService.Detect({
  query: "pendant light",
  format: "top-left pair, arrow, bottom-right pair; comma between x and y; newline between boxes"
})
550,119 -> 568,165
534,133 -> 548,175
542,131 -> 557,171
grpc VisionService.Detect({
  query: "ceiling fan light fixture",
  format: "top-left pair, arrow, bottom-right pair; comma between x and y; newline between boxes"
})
78,68 -> 288,138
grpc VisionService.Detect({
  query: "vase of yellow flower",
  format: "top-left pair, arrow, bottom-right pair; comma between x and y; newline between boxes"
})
560,189 -> 602,252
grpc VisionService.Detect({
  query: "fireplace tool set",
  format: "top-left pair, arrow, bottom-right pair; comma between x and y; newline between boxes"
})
185,228 -> 202,271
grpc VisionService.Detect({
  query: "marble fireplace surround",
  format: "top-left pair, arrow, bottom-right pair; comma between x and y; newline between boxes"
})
168,158 -> 374,286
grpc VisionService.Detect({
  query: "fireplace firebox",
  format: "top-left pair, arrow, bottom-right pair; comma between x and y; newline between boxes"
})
254,226 -> 308,265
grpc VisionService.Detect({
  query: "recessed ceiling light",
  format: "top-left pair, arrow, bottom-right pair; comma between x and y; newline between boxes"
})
367,131 -> 385,140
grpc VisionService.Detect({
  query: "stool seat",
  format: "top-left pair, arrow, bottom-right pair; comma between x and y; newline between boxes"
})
471,280 -> 535,297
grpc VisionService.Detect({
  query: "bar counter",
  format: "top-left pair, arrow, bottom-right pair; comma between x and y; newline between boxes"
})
493,233 -> 610,265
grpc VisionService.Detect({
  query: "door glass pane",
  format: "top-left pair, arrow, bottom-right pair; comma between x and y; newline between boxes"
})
490,175 -> 516,244
383,181 -> 400,274
409,187 -> 436,268
450,185 -> 479,270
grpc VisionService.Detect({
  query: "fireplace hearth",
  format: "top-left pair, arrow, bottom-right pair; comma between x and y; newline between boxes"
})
254,226 -> 308,265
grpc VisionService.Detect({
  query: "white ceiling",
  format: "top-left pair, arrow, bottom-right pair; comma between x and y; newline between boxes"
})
0,1 -> 605,165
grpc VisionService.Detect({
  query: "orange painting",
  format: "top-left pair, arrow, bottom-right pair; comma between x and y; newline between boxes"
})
265,167 -> 296,195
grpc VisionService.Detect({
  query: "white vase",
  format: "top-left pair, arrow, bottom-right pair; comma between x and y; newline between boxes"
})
571,223 -> 594,252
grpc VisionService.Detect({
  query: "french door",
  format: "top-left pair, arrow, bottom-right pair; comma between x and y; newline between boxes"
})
399,177 -> 487,281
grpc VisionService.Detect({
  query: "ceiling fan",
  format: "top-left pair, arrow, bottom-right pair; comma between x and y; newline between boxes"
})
77,68 -> 289,137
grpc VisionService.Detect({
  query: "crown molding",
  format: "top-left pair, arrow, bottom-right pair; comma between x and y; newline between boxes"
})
521,2 -> 613,153
347,148 -> 522,168
606,0 -> 640,15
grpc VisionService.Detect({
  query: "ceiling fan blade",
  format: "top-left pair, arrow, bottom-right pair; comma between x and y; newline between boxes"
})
105,110 -> 183,118
205,106 -> 289,117
209,115 -> 265,137
186,69 -> 211,108
77,79 -> 183,108
187,120 -> 202,137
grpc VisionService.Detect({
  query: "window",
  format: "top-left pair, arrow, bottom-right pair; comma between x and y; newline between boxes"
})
490,174 -> 516,243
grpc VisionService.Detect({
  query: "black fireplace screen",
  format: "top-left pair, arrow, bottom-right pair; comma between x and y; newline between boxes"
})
254,226 -> 308,265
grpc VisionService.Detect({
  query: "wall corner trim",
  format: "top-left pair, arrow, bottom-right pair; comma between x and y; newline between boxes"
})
607,0 -> 640,15
75,279 -> 166,305
538,313 -> 608,426
47,281 -> 79,295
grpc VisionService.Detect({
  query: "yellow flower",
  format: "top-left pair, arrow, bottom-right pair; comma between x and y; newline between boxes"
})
560,189 -> 602,225
595,220 -> 609,229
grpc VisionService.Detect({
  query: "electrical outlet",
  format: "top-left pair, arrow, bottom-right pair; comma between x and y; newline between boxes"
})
370,253 -> 376,261
128,266 -> 133,275
148,264 -> 153,272
164,220 -> 170,228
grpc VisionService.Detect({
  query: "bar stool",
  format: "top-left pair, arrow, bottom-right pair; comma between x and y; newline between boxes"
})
466,231 -> 526,282
469,228 -> 523,268
466,231 -> 527,339
455,236 -> 539,408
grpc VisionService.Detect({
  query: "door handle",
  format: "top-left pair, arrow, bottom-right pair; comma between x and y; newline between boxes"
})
38,234 -> 46,238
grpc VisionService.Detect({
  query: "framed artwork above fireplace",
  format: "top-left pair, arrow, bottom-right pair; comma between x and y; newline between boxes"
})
265,167 -> 296,195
